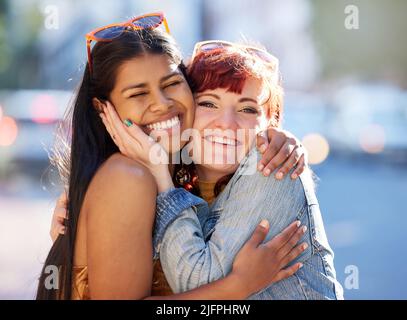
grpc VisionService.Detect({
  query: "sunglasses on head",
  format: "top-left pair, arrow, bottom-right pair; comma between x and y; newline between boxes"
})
192,40 -> 278,70
85,12 -> 170,74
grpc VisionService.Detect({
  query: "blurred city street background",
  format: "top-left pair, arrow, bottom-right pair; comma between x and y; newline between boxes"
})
1,0 -> 407,299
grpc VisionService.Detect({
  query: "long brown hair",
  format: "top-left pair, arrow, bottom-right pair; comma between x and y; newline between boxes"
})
36,29 -> 186,299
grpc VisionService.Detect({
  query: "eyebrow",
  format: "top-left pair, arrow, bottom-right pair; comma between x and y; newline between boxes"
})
121,72 -> 183,94
161,71 -> 183,82
195,93 -> 221,100
121,83 -> 147,94
239,97 -> 258,104
196,94 -> 258,104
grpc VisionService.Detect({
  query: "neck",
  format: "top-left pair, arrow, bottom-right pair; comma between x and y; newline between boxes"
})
196,165 -> 226,183
168,151 -> 180,176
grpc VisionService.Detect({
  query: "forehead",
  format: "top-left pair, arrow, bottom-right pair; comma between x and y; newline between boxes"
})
240,77 -> 264,96
115,54 -> 180,86
197,77 -> 264,100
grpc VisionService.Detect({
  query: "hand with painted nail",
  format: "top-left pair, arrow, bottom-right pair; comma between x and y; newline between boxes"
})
99,101 -> 173,192
50,191 -> 68,242
256,127 -> 308,180
231,220 -> 307,296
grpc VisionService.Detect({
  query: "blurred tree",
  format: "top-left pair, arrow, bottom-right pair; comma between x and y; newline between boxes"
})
312,0 -> 407,87
0,0 -> 43,89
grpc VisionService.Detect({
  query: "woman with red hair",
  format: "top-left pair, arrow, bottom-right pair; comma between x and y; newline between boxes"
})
100,42 -> 343,299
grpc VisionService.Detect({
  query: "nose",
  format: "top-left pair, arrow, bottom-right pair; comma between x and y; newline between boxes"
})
213,108 -> 239,131
149,90 -> 173,113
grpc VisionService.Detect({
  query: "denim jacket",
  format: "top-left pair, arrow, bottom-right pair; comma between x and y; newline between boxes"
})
153,147 -> 344,300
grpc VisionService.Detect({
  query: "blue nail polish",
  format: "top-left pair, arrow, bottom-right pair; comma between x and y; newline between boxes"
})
124,119 -> 133,127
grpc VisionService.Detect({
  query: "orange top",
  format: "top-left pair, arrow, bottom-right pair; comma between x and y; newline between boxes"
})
198,180 -> 217,205
70,261 -> 173,299
71,266 -> 90,300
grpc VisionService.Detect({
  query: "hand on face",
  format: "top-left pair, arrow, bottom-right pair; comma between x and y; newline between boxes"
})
99,101 -> 169,170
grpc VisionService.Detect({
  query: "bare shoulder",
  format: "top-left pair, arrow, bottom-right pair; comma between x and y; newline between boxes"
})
84,153 -> 157,221
98,152 -> 156,184
91,153 -> 156,193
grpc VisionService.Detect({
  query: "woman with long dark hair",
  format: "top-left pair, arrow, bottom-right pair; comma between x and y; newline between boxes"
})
39,14 -> 308,299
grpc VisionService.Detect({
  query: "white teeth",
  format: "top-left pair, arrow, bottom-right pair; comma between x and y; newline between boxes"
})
205,136 -> 237,146
146,116 -> 180,130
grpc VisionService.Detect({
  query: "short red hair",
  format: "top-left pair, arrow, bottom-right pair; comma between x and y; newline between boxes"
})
187,47 -> 284,127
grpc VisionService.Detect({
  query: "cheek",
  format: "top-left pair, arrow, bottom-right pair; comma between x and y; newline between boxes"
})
237,118 -> 260,147
114,100 -> 145,123
192,108 -> 219,133
237,117 -> 260,133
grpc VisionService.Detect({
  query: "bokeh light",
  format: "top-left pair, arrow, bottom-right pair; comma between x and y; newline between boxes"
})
359,124 -> 386,154
302,133 -> 330,165
0,116 -> 19,147
30,94 -> 58,124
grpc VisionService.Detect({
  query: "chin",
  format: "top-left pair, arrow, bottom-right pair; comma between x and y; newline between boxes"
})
201,163 -> 238,177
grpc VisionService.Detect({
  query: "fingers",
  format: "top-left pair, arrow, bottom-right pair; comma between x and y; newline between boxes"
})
53,192 -> 68,222
281,242 -> 308,267
57,191 -> 67,207
50,213 -> 66,242
291,154 -> 305,179
257,135 -> 285,174
123,119 -> 151,149
256,131 -> 269,154
272,262 -> 303,283
274,146 -> 302,180
264,140 -> 295,178
103,102 -> 126,147
100,110 -> 122,148
50,224 -> 66,242
264,220 -> 301,250
246,220 -> 270,248
54,207 -> 67,222
278,225 -> 308,258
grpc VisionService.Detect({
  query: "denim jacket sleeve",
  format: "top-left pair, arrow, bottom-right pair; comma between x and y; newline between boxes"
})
153,187 -> 207,260
154,148 -> 342,299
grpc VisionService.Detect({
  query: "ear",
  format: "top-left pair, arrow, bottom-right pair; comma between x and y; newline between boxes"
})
92,98 -> 106,113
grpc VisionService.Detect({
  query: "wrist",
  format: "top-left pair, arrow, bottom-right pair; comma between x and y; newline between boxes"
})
225,272 -> 253,299
151,165 -> 174,193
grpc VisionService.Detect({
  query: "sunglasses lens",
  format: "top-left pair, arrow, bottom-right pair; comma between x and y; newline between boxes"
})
200,42 -> 231,52
133,15 -> 162,28
249,49 -> 277,65
94,26 -> 126,39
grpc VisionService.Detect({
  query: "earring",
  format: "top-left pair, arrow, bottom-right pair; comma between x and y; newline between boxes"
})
175,166 -> 191,186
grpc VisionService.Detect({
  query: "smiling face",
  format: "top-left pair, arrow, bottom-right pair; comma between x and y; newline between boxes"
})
191,77 -> 267,181
107,53 -> 195,154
